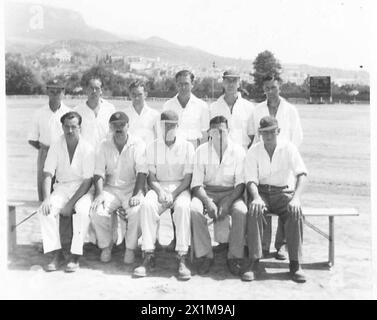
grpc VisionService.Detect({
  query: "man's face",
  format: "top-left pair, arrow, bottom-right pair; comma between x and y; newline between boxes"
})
223,77 -> 240,95
47,87 -> 64,103
209,122 -> 228,147
176,75 -> 193,96
263,80 -> 280,100
87,79 -> 102,100
129,86 -> 146,107
160,120 -> 178,143
110,121 -> 128,140
259,128 -> 279,145
62,117 -> 81,141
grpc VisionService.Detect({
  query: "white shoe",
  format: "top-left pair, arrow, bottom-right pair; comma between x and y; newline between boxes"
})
124,249 -> 135,264
100,246 -> 112,263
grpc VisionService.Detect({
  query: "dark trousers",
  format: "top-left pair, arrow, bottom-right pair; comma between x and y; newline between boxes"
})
247,186 -> 303,263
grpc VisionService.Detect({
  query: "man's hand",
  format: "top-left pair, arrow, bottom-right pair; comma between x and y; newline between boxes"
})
249,197 -> 267,217
40,197 -> 52,216
91,193 -> 105,213
115,207 -> 128,221
157,190 -> 174,209
129,195 -> 142,207
288,197 -> 302,220
204,198 -> 218,220
60,202 -> 74,217
217,196 -> 233,221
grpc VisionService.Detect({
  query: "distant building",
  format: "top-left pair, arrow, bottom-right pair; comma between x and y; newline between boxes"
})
53,48 -> 72,62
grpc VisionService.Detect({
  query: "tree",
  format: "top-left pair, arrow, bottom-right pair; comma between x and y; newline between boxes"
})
6,60 -> 43,94
251,50 -> 282,102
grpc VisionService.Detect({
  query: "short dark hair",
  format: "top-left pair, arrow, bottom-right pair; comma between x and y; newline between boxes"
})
175,70 -> 194,82
60,111 -> 82,125
262,74 -> 282,84
128,79 -> 146,91
209,116 -> 228,128
161,110 -> 179,122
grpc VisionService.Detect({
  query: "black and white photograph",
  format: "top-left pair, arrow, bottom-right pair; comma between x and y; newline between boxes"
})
1,0 -> 376,301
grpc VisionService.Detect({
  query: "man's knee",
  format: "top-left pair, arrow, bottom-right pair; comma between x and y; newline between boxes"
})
231,200 -> 247,219
190,198 -> 204,218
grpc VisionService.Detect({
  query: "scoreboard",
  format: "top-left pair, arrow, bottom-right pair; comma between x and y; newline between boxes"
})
309,76 -> 331,98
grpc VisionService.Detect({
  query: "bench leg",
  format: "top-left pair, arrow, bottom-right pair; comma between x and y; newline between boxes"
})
8,205 -> 17,257
328,216 -> 335,268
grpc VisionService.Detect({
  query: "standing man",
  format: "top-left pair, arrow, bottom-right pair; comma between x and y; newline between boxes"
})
28,79 -> 71,201
38,112 -> 94,272
247,75 -> 304,260
243,116 -> 307,282
133,110 -> 195,280
74,78 -> 116,149
209,70 -> 254,150
90,111 -> 148,265
124,80 -> 160,145
190,116 -> 248,277
162,70 -> 209,148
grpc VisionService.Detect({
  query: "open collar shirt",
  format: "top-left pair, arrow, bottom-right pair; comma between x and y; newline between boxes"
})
43,135 -> 95,185
247,97 -> 303,147
28,102 -> 71,146
191,139 -> 245,189
146,137 -> 195,183
94,134 -> 148,192
209,93 -> 254,149
245,140 -> 308,187
74,99 -> 116,149
162,93 -> 209,140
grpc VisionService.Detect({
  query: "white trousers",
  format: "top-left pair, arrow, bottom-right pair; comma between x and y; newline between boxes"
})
90,186 -> 143,250
38,182 -> 93,255
140,183 -> 191,252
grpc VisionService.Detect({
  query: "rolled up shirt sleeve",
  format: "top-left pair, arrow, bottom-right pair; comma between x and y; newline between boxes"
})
134,141 -> 148,174
146,142 -> 157,175
289,144 -> 308,177
94,143 -> 106,178
235,149 -> 246,187
83,146 -> 95,179
244,147 -> 259,185
43,142 -> 58,176
28,110 -> 40,142
190,151 -> 205,189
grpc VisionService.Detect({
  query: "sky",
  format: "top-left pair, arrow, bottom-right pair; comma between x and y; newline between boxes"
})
7,0 -> 375,70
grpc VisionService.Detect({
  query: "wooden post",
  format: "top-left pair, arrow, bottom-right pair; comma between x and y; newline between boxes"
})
8,205 -> 17,256
328,216 -> 335,267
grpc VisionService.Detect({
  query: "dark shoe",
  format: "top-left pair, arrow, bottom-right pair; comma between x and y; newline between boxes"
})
45,250 -> 65,272
166,239 -> 176,252
275,246 -> 287,261
289,261 -> 306,283
65,254 -> 80,273
227,259 -> 242,276
133,252 -> 155,277
177,254 -> 191,281
240,260 -> 256,282
214,243 -> 228,253
197,257 -> 214,275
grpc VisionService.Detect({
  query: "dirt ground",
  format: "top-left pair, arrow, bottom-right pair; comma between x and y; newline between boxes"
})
2,98 -> 373,300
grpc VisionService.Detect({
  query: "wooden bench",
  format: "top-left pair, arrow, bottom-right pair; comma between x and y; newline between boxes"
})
267,207 -> 359,268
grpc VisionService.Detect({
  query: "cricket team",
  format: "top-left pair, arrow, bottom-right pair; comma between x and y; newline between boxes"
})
28,69 -> 307,283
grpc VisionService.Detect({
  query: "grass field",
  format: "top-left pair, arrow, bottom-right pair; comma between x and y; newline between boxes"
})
4,97 -> 372,299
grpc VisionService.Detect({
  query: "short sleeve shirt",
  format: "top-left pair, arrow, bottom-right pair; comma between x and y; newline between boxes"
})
94,134 -> 148,192
162,93 -> 209,140
27,103 -> 71,146
191,140 -> 245,189
245,140 -> 308,187
44,135 -> 95,184
74,99 -> 116,148
146,137 -> 195,182
247,98 -> 303,147
210,93 -> 254,149
124,104 -> 160,145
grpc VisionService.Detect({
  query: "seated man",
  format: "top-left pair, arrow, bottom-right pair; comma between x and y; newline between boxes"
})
89,111 -> 148,265
133,110 -> 195,280
38,111 -> 94,272
190,116 -> 247,278
242,116 -> 308,283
